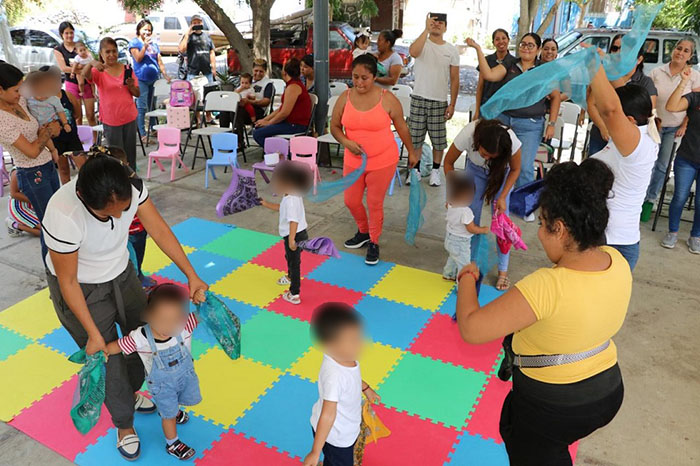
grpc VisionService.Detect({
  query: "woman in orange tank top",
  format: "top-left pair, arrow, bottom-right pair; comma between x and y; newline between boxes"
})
330,55 -> 418,265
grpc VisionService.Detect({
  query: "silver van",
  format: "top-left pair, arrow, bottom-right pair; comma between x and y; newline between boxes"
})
555,28 -> 700,74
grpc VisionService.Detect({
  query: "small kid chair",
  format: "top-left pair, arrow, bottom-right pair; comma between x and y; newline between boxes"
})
289,136 -> 321,194
252,137 -> 289,184
147,127 -> 189,181
77,125 -> 93,151
205,133 -> 239,188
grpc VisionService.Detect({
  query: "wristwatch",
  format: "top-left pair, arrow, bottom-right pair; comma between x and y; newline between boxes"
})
547,121 -> 556,127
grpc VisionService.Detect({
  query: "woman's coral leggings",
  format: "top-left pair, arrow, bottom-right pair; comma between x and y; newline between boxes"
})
343,162 -> 397,243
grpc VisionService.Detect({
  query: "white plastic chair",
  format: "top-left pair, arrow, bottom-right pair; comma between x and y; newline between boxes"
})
390,84 -> 412,97
549,101 -> 582,162
145,79 -> 172,142
187,91 -> 240,168
278,94 -> 319,139
329,82 -> 349,96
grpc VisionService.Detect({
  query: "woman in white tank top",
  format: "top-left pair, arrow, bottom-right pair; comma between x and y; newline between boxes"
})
589,66 -> 659,271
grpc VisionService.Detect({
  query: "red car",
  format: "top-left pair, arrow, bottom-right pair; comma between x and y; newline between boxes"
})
228,22 -> 410,79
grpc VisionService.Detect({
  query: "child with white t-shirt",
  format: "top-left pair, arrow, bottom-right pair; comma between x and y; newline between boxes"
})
304,302 -> 380,466
443,171 -> 490,280
261,162 -> 312,305
106,284 -> 203,461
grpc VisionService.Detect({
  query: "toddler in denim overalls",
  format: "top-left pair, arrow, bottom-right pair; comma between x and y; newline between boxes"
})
108,283 -> 202,460
443,171 -> 490,280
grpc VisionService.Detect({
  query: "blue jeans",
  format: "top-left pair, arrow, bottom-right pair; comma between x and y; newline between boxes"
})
128,230 -> 147,280
443,233 -> 471,279
645,126 -> 679,203
610,243 -> 640,271
252,122 -> 307,147
498,114 -> 545,188
15,161 -> 60,262
187,73 -> 214,83
136,79 -> 156,136
668,156 -> 700,237
467,160 -> 512,272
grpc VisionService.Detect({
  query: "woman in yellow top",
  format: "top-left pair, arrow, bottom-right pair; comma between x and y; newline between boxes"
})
455,158 -> 631,465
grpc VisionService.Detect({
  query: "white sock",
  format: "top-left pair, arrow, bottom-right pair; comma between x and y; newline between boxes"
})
166,436 -> 179,446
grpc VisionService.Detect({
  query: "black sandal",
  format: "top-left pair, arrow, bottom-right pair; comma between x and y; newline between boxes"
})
166,439 -> 195,460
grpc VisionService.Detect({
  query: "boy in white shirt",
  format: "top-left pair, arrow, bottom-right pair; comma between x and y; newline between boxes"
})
443,171 -> 490,280
261,162 -> 312,305
304,303 -> 380,466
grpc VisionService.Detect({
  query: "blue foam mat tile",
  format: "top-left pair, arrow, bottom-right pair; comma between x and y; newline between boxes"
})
307,251 -> 394,293
38,327 -> 80,356
354,295 -> 432,350
234,374 -> 317,460
446,432 -> 509,465
75,412 -> 224,465
170,218 -> 236,248
158,250 -> 244,285
436,284 -> 504,317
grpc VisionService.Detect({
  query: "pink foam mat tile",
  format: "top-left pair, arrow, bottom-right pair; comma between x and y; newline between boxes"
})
267,278 -> 364,322
196,430 -> 301,465
9,374 -> 113,461
150,274 -> 188,289
408,314 -> 503,374
465,376 -> 512,443
250,242 -> 328,277
361,404 -> 460,466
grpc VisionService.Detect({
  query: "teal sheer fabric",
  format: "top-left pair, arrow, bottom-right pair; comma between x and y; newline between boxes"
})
480,3 -> 663,120
196,293 -> 241,360
404,170 -> 426,245
307,153 -> 368,203
69,349 -> 106,434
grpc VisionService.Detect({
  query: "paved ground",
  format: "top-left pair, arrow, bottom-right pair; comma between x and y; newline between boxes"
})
1,116 -> 698,465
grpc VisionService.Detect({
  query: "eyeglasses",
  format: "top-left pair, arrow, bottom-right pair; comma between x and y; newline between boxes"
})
610,45 -> 621,52
519,42 -> 537,50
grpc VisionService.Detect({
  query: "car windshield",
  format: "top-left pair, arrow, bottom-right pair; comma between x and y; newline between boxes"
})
555,31 -> 582,52
339,24 -> 356,44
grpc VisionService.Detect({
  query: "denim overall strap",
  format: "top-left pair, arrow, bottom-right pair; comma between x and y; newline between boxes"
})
144,325 -> 166,371
173,332 -> 190,360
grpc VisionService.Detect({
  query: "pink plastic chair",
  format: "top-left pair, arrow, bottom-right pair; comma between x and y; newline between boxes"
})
77,125 -> 93,151
147,127 -> 189,181
0,145 -> 9,198
290,136 -> 320,194
252,137 -> 290,183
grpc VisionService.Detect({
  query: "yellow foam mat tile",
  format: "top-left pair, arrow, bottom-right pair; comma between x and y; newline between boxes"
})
288,342 -> 404,388
288,346 -> 323,382
191,348 -> 281,427
141,238 -> 195,275
359,341 -> 405,388
369,265 -> 455,311
0,289 -> 60,339
0,343 -> 79,421
210,263 -> 284,308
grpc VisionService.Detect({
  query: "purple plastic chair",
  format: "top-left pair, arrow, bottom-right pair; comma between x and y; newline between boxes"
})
252,137 -> 290,184
77,125 -> 93,151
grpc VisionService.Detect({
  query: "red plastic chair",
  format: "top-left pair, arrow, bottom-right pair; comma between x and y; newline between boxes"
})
290,136 -> 320,194
147,127 -> 189,181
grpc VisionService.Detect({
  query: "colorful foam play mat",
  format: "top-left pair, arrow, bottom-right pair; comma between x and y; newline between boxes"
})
1,218 -> 578,465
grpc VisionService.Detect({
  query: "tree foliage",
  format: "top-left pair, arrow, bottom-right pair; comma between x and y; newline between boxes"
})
637,0 -> 700,34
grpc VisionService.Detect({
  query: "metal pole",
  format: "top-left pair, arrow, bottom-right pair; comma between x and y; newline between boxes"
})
313,0 -> 329,136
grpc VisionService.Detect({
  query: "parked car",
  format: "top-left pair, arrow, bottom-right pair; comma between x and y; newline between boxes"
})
227,22 -> 411,80
556,28 -> 700,74
114,12 -> 228,55
2,26 -> 129,72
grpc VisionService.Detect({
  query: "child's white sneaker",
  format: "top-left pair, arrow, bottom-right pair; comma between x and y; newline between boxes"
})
134,393 -> 156,413
282,290 -> 300,305
277,275 -> 291,286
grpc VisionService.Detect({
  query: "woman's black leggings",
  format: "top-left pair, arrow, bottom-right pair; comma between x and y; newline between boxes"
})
499,364 -> 624,466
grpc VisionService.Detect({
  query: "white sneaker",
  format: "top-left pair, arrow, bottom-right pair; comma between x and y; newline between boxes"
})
277,275 -> 291,286
405,169 -> 421,185
116,430 -> 141,461
282,290 -> 300,305
429,168 -> 441,187
524,213 -> 536,223
134,393 -> 156,413
5,217 -> 22,238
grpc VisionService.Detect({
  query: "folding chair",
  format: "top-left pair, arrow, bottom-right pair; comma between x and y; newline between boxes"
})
279,94 -> 319,139
390,84 -> 412,97
186,91 -> 240,169
329,82 -> 349,96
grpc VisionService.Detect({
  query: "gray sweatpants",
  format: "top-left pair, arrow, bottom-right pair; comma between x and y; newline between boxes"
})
46,264 -> 147,429
103,119 -> 138,171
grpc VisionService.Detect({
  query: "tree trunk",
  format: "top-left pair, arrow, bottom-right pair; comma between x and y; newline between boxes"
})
575,0 -> 590,28
194,0 -> 254,72
517,0 -> 531,47
251,0 -> 275,70
535,0 -> 564,36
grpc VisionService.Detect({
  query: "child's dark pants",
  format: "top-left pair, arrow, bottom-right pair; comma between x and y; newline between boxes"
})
311,429 -> 356,466
284,229 -> 308,296
128,230 -> 147,279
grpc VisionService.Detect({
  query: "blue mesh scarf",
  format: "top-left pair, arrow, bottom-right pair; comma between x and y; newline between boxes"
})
307,153 -> 368,203
404,170 -> 426,245
480,3 -> 663,120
